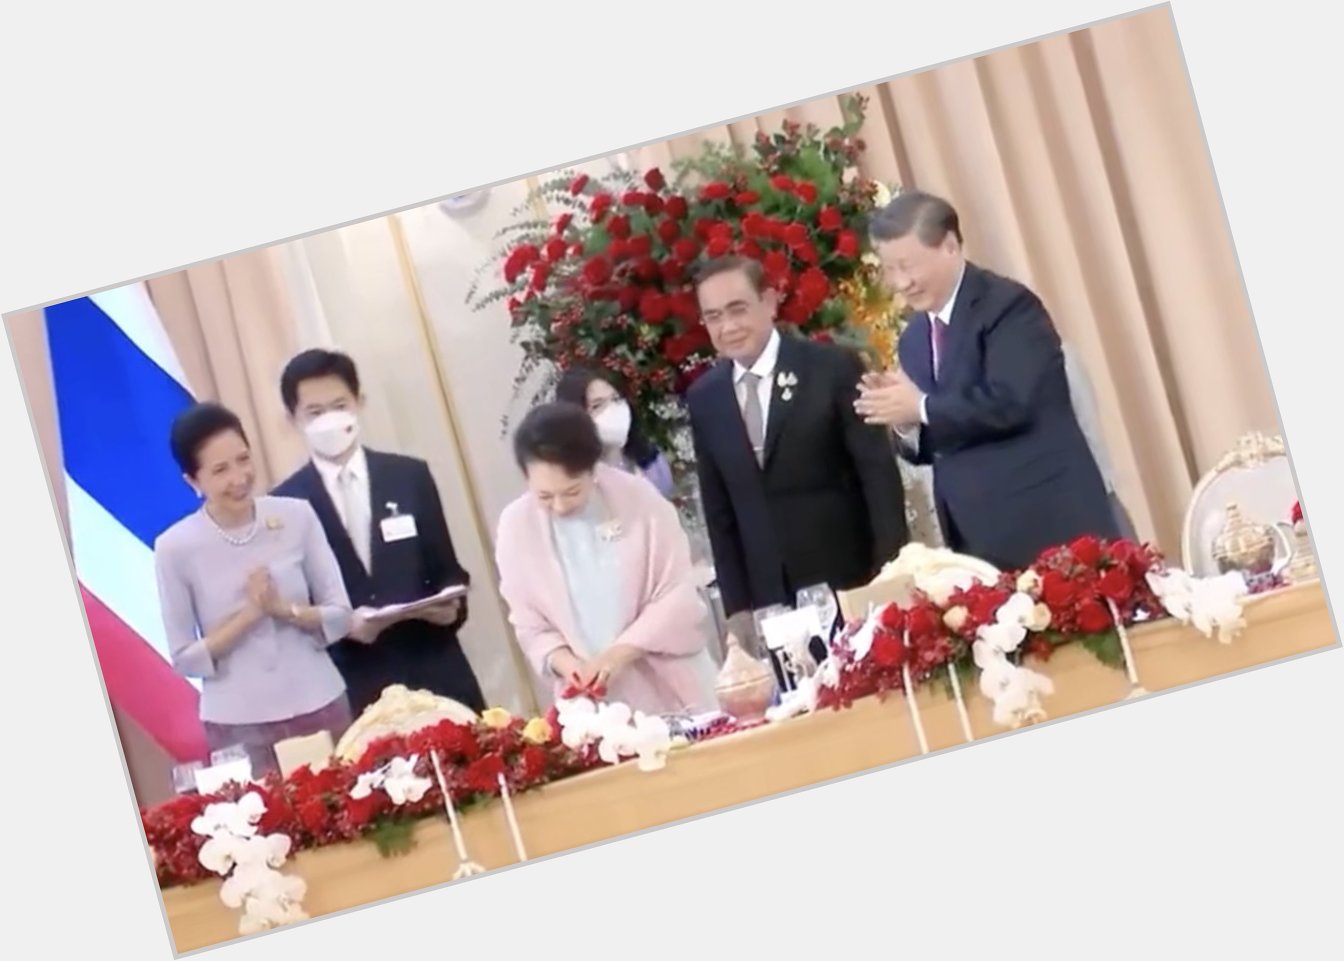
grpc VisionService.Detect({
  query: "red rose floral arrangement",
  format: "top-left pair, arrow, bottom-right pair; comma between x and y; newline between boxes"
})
467,94 -> 907,482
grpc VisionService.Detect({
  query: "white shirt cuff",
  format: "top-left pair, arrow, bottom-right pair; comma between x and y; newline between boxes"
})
919,394 -> 929,426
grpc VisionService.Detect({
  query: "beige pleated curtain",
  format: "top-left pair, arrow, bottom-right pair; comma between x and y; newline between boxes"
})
634,6 -> 1280,554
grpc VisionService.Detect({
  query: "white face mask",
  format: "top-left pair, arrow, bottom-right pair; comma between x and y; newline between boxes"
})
304,410 -> 360,461
593,400 -> 632,449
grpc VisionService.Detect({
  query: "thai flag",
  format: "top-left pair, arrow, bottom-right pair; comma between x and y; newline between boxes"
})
46,284 -> 208,762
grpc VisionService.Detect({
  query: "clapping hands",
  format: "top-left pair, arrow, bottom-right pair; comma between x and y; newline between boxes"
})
854,368 -> 924,428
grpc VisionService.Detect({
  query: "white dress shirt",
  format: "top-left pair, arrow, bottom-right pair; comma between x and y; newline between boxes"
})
896,263 -> 966,449
313,445 -> 373,570
733,327 -> 782,436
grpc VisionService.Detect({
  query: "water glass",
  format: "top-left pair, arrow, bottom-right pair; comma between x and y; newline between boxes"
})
171,761 -> 203,796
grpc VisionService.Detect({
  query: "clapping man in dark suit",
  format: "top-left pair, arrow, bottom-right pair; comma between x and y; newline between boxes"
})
686,256 -> 910,640
273,349 -> 486,716
854,191 -> 1120,570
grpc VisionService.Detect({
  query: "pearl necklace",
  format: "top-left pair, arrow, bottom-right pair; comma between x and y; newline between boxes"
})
204,506 -> 260,546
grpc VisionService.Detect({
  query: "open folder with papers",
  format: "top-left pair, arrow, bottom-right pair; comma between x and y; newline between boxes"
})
356,583 -> 468,622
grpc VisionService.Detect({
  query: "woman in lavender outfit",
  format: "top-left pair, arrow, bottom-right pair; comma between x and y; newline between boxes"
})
154,402 -> 357,777
555,366 -> 676,500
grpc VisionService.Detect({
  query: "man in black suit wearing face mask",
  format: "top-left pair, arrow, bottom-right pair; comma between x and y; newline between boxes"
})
272,349 -> 487,716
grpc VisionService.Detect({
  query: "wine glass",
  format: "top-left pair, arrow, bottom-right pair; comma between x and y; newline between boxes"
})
171,761 -> 203,796
210,743 -> 249,767
206,743 -> 255,789
795,583 -> 840,644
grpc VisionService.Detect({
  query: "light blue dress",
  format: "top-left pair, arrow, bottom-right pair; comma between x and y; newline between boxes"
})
549,494 -> 720,712
550,496 -> 627,657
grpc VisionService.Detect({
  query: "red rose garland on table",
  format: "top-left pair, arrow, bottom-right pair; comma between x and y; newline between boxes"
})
143,539 -> 1267,888
145,711 -> 602,888
816,537 -> 1186,714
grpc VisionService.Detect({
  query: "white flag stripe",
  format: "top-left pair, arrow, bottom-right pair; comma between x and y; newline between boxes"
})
66,475 -> 201,691
88,282 -> 190,390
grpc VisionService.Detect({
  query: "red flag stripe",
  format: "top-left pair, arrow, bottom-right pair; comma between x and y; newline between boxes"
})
80,584 -> 207,762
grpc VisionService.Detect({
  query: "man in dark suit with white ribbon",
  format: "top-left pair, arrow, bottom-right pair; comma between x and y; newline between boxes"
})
686,256 -> 909,640
855,190 -> 1120,570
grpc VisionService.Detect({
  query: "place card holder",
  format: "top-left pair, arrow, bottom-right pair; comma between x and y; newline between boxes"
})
758,606 -> 825,693
194,757 -> 254,795
274,730 -> 335,778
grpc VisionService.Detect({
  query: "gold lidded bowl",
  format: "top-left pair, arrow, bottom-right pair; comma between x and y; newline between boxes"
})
715,635 -> 777,723
1211,502 -> 1293,576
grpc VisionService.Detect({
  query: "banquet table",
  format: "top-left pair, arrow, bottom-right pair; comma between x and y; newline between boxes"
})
159,580 -> 1336,953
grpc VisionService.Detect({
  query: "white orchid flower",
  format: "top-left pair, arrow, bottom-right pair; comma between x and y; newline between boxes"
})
996,592 -> 1038,628
256,834 -> 291,869
382,755 -> 432,805
596,735 -> 626,765
556,695 -> 596,718
977,653 -> 1017,700
977,619 -> 1027,655
350,756 -> 431,805
190,788 -> 307,935
848,613 -> 880,661
191,793 -> 265,839
220,861 -> 275,910
972,638 -> 1005,671
237,874 -> 308,934
631,713 -> 672,772
556,697 -> 603,749
239,896 -> 308,936
1146,570 -> 1248,644
598,702 -> 633,729
198,834 -> 247,875
989,667 -> 1054,728
349,770 -> 382,801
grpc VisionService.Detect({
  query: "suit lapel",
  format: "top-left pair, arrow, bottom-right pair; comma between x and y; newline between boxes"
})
297,461 -> 368,578
365,450 -> 393,578
762,333 -> 801,467
936,263 -> 984,382
708,362 -> 759,470
906,314 -> 935,393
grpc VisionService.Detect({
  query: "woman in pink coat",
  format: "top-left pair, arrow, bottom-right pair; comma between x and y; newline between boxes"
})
495,402 -> 718,715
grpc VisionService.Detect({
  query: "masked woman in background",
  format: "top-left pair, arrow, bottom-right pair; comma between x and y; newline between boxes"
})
555,366 -> 675,499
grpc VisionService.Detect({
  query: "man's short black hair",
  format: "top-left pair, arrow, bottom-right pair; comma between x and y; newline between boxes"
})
692,255 -> 768,295
280,349 -> 361,413
868,189 -> 964,247
169,402 -> 248,476
512,402 -> 604,476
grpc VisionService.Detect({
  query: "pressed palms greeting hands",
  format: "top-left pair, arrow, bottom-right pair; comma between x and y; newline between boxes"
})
855,368 -> 923,428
